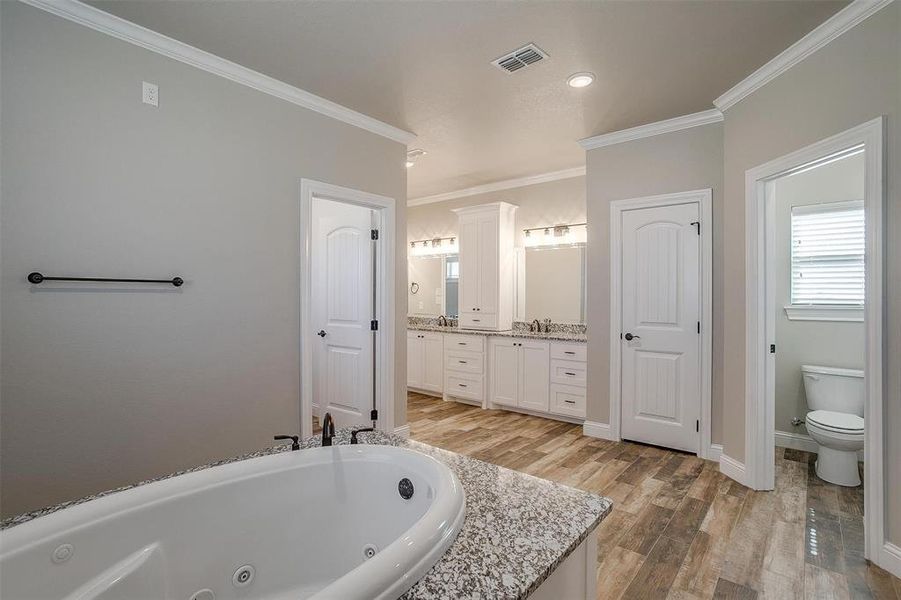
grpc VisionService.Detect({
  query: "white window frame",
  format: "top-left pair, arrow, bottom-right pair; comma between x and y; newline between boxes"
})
784,199 -> 864,322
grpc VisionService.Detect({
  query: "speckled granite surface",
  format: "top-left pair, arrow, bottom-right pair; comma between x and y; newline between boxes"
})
408,323 -> 587,343
1,430 -> 611,600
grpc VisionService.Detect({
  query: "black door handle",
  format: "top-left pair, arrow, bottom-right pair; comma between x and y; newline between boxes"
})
317,330 -> 327,338
624,333 -> 640,341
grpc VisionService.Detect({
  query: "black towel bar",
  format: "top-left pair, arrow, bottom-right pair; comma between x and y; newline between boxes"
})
28,272 -> 183,287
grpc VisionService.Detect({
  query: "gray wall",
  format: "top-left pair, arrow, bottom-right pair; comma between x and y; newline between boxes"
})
718,2 -> 899,542
773,153 -> 865,435
584,124 -> 725,444
0,2 -> 407,518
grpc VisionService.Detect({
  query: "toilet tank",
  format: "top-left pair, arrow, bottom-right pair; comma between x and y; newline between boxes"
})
801,365 -> 864,416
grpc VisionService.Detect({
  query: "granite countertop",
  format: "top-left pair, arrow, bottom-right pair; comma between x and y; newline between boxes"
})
408,324 -> 588,343
1,430 -> 611,600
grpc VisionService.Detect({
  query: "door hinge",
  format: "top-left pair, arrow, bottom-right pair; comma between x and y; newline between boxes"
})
697,321 -> 700,334
370,320 -> 379,331
370,229 -> 379,240
696,420 -> 700,432
370,409 -> 378,421
770,344 -> 776,354
690,221 -> 700,235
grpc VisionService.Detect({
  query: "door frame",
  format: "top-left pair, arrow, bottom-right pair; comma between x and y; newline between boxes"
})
609,189 -> 714,458
743,118 -> 887,568
299,179 -> 396,439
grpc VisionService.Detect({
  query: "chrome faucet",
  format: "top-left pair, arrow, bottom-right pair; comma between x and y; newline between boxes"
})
530,318 -> 541,333
438,315 -> 448,327
321,412 -> 335,446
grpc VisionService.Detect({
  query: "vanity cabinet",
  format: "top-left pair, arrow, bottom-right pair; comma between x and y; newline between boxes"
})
443,333 -> 486,405
488,338 -> 550,412
454,203 -> 516,331
407,331 -> 444,394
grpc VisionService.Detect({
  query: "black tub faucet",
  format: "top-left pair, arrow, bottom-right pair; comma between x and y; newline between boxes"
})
321,412 -> 335,446
274,434 -> 300,451
350,427 -> 375,444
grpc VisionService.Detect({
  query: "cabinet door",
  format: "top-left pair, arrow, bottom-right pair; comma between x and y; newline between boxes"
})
477,215 -> 499,314
407,333 -> 423,389
519,341 -> 550,412
422,333 -> 444,393
458,218 -> 480,315
490,339 -> 518,407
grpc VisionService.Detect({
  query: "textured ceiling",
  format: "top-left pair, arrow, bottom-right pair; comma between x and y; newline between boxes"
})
88,0 -> 846,198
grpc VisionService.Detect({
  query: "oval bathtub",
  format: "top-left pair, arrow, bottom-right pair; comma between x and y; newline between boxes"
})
0,445 -> 466,600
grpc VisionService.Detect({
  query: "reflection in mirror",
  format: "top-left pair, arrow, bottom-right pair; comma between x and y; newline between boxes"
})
519,245 -> 586,323
408,254 -> 459,317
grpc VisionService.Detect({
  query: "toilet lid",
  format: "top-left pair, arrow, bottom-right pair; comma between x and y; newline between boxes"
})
807,410 -> 864,433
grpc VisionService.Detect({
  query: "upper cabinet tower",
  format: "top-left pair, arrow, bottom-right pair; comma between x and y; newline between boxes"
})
453,202 -> 517,331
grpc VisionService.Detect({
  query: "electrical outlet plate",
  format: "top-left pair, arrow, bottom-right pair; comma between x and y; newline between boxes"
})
142,81 -> 158,107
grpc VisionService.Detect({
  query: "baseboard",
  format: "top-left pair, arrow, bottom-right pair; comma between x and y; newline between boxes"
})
393,424 -> 411,439
775,429 -> 863,460
706,443 -> 723,462
719,453 -> 747,487
880,542 -> 901,579
583,421 -> 618,441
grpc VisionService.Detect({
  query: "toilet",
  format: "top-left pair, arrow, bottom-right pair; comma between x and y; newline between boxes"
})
802,365 -> 864,487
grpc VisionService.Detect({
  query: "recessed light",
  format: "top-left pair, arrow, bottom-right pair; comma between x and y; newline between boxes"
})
567,72 -> 595,88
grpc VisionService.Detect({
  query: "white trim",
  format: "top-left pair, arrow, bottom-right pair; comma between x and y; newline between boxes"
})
880,543 -> 901,579
578,109 -> 723,150
408,167 -> 585,207
707,444 -> 723,463
608,189 -> 713,458
743,118 -> 885,568
719,454 -> 748,487
393,425 -> 411,439
582,421 -> 618,441
714,0 -> 894,111
300,179 -> 397,439
783,305 -> 864,322
20,0 -> 416,145
775,430 -> 819,453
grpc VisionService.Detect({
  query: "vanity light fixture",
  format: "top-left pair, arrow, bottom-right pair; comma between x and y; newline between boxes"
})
409,235 -> 458,255
566,72 -> 595,88
523,222 -> 587,247
406,148 -> 427,168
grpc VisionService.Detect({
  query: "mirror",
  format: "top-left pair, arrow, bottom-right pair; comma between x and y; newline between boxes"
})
517,245 -> 586,323
408,254 -> 458,317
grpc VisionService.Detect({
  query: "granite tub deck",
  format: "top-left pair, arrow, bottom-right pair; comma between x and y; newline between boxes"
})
1,430 -> 612,600
408,324 -> 588,343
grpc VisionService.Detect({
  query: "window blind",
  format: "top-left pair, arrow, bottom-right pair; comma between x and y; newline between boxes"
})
791,200 -> 864,306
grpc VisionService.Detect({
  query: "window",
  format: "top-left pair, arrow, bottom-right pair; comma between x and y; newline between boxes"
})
788,200 -> 864,320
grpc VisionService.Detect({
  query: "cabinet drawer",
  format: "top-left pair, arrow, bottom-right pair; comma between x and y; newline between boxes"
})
445,374 -> 483,402
445,351 -> 483,375
443,333 -> 486,353
550,359 -> 587,387
459,312 -> 498,330
550,384 -> 586,419
551,342 -> 586,362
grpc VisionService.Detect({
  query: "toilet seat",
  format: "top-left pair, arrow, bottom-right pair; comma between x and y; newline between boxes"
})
806,410 -> 864,434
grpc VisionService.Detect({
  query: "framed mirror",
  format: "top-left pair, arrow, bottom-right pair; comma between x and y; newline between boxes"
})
515,244 -> 586,323
408,254 -> 459,317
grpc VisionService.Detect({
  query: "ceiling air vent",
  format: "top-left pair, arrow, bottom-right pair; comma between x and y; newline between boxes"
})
492,43 -> 548,74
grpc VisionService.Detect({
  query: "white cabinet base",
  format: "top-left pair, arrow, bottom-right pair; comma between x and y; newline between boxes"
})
530,525 -> 598,600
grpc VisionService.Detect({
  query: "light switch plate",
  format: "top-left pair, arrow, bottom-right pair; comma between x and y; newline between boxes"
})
142,81 -> 158,107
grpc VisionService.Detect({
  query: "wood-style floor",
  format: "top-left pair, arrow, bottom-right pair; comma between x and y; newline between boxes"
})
406,391 -> 901,600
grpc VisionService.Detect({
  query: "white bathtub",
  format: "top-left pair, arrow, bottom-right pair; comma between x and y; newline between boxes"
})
0,444 -> 466,600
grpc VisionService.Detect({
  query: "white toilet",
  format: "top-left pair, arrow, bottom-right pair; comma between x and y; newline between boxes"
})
802,365 -> 864,487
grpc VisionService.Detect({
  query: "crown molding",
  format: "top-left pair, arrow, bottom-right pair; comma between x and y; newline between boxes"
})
408,166 -> 585,206
19,0 -> 417,145
714,0 -> 894,111
578,109 -> 723,151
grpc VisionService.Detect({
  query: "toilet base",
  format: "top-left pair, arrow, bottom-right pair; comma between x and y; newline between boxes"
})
815,446 -> 861,487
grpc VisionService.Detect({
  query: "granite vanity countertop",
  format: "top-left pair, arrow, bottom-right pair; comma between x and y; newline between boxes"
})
1,430 -> 611,600
408,323 -> 588,343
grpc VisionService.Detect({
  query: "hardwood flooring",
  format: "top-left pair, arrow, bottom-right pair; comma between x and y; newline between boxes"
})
405,392 -> 901,600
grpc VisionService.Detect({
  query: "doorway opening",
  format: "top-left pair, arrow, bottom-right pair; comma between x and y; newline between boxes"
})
299,179 -> 396,440
743,118 -> 888,570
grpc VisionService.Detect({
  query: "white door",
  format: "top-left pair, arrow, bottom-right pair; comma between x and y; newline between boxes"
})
620,202 -> 700,453
312,197 -> 374,429
519,341 -> 550,412
422,334 -> 444,393
490,339 -> 518,407
407,332 -> 423,389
